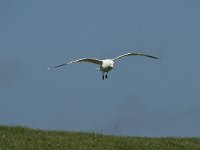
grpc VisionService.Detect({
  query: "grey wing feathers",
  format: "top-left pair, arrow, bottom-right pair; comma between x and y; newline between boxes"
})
68,58 -> 103,65
48,58 -> 102,69
113,52 -> 158,61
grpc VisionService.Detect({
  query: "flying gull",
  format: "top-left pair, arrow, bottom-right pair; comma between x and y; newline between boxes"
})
48,52 -> 158,80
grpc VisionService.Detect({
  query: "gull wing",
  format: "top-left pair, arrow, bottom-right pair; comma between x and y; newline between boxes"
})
113,52 -> 158,61
47,58 -> 102,69
68,58 -> 103,65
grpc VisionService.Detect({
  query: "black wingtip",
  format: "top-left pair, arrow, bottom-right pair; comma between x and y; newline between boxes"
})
47,63 -> 67,70
54,63 -> 67,68
148,55 -> 159,59
152,56 -> 159,59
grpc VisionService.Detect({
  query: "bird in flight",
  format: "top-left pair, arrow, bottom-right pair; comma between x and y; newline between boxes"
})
48,52 -> 158,80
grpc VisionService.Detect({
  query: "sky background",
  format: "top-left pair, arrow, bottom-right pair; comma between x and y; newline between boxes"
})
1,0 -> 200,137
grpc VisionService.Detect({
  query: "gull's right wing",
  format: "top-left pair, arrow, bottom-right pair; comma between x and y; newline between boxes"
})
48,58 -> 102,69
68,58 -> 103,65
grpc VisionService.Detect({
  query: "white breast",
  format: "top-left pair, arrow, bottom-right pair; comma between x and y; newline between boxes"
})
100,59 -> 114,72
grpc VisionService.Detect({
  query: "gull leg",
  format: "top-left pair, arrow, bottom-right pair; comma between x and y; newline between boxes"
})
102,72 -> 105,80
105,73 -> 108,79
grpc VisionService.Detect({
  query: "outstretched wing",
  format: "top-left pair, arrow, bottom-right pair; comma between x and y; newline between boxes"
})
113,52 -> 158,61
68,58 -> 103,65
47,58 -> 102,69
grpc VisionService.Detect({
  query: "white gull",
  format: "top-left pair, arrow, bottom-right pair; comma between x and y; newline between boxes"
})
48,52 -> 158,80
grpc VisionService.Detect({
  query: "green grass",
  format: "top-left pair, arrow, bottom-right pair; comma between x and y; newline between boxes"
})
0,126 -> 200,150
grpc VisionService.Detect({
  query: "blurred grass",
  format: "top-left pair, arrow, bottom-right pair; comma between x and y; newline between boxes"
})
0,126 -> 200,150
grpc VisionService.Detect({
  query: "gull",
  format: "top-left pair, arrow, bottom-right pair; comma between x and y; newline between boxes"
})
48,52 -> 158,80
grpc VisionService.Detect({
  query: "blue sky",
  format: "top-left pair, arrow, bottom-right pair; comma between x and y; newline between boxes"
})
1,0 -> 200,137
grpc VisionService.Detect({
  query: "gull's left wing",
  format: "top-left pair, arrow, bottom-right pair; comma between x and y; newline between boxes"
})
113,52 -> 158,61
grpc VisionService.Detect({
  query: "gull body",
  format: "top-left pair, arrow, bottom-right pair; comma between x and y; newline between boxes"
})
100,59 -> 115,72
49,52 -> 158,80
